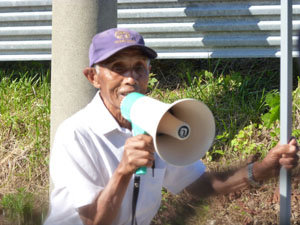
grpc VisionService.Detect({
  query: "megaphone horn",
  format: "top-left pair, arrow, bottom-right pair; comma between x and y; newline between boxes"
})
120,92 -> 215,173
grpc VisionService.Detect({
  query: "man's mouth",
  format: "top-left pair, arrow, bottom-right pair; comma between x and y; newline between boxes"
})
120,90 -> 136,97
120,93 -> 128,98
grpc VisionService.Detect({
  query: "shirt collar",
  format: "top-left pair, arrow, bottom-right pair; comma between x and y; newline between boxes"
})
86,91 -> 124,135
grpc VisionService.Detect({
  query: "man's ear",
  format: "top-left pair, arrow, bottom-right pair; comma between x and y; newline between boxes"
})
83,67 -> 101,89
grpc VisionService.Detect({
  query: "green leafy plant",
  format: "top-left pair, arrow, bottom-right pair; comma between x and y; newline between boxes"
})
1,188 -> 34,224
148,72 -> 158,91
230,123 -> 265,158
261,91 -> 280,128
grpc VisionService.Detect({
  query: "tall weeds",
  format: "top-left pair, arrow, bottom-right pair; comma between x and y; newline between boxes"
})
0,63 -> 50,224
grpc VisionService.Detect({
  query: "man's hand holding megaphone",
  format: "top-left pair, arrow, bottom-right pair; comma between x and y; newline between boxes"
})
119,134 -> 155,176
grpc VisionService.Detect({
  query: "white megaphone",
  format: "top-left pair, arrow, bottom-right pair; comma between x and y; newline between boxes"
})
120,92 -> 215,175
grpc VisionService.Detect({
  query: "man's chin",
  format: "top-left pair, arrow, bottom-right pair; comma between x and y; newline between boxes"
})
119,117 -> 132,130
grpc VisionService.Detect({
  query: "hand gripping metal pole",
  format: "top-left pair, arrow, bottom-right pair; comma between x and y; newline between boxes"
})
280,1 -> 293,224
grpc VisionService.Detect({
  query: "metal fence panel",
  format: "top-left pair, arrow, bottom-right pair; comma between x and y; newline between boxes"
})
118,0 -> 300,59
0,0 -> 300,60
0,0 -> 52,61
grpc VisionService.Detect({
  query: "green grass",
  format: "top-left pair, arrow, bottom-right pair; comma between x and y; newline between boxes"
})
0,62 -> 50,225
1,188 -> 34,224
0,59 -> 299,224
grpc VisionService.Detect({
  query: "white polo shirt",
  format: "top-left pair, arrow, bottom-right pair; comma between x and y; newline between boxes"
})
44,92 -> 206,225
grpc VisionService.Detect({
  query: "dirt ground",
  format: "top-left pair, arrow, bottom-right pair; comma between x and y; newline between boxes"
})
152,167 -> 300,225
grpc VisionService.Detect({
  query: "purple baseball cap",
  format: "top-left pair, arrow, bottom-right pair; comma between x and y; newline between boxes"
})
88,28 -> 157,67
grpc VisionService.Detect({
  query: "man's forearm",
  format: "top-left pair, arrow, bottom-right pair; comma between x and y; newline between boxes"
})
210,166 -> 250,195
186,163 -> 260,198
186,140 -> 298,198
79,167 -> 132,225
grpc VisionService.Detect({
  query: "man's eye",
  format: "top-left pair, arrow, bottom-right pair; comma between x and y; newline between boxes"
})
134,65 -> 147,75
112,65 -> 126,73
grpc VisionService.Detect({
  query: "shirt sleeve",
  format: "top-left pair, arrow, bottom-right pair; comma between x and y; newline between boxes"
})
50,122 -> 107,209
163,160 -> 206,195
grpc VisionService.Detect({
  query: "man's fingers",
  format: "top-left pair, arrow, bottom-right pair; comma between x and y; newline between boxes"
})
131,134 -> 155,152
123,134 -> 156,172
279,157 -> 298,165
288,137 -> 299,148
272,143 -> 298,157
136,156 -> 155,169
126,144 -> 155,169
127,148 -> 155,161
275,137 -> 297,147
279,156 -> 299,169
289,136 -> 297,143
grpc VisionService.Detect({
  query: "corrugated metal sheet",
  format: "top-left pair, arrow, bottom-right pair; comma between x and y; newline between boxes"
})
0,1 -> 300,60
117,0 -> 300,58
0,0 -> 52,61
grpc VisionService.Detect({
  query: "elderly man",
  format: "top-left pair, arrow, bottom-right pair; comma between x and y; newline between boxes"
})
44,28 -> 298,225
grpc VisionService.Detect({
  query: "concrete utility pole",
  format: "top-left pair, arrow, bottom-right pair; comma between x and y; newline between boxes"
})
50,0 -> 117,147
50,0 -> 117,194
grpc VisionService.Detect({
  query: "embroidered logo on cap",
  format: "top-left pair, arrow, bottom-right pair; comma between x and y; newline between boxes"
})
114,31 -> 136,44
115,31 -> 130,39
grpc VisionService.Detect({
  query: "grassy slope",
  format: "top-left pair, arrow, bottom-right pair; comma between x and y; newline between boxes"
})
0,59 -> 300,224
0,62 -> 50,225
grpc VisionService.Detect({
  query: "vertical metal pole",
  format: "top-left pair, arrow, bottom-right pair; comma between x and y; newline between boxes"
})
280,0 -> 293,224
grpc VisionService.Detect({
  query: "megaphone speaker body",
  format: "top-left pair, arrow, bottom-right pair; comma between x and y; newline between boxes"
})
123,93 -> 215,166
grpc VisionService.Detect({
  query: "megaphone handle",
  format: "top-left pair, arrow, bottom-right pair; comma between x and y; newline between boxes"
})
132,123 -> 147,175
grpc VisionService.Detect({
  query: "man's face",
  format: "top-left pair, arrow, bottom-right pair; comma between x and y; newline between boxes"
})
94,49 -> 151,122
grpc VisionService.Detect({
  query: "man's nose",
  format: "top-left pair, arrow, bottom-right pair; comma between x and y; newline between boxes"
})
124,69 -> 139,81
123,70 -> 138,84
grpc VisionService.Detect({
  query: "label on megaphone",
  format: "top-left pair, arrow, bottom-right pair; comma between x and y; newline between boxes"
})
158,111 -> 191,140
178,125 -> 190,139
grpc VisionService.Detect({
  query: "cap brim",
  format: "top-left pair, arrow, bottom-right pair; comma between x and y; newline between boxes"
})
91,44 -> 157,66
